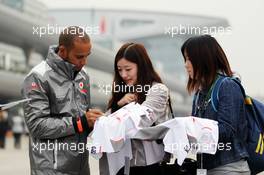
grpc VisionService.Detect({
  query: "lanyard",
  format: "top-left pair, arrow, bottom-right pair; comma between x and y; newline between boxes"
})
194,75 -> 219,116
194,75 -> 219,170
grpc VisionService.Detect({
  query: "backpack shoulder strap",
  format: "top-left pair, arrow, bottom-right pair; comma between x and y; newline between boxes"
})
211,76 -> 228,112
230,78 -> 247,98
211,76 -> 247,112
168,98 -> 175,118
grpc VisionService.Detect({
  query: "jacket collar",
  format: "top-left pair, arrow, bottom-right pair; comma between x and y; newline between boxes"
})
46,45 -> 78,80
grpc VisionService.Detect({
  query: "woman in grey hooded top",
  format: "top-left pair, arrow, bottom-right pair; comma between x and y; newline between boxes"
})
100,43 -> 170,175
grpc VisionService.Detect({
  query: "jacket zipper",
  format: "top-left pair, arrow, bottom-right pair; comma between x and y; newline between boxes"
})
53,139 -> 58,169
72,81 -> 83,172
134,150 -> 138,165
72,81 -> 82,118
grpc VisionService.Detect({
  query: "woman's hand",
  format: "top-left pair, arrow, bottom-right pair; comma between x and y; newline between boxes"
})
117,93 -> 136,107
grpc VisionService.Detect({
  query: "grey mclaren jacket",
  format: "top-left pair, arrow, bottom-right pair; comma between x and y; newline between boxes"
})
21,46 -> 91,175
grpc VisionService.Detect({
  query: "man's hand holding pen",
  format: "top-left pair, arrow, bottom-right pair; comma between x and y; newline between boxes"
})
86,109 -> 104,128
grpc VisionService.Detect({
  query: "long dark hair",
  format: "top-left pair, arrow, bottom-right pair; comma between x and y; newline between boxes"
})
107,43 -> 162,113
181,35 -> 233,93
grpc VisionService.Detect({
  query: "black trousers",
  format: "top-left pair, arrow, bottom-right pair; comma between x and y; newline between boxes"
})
0,135 -> 6,148
13,133 -> 21,149
117,163 -> 161,175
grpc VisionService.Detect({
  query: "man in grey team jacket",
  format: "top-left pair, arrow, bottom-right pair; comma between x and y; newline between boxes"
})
21,26 -> 103,175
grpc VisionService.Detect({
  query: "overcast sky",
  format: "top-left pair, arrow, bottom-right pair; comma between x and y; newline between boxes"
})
41,0 -> 264,97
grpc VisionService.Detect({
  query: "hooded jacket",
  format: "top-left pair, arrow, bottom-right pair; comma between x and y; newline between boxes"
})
21,46 -> 91,175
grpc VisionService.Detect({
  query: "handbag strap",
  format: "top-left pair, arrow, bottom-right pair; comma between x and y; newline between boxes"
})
168,97 -> 175,118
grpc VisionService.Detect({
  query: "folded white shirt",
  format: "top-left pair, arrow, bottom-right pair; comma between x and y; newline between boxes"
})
90,103 -> 219,175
